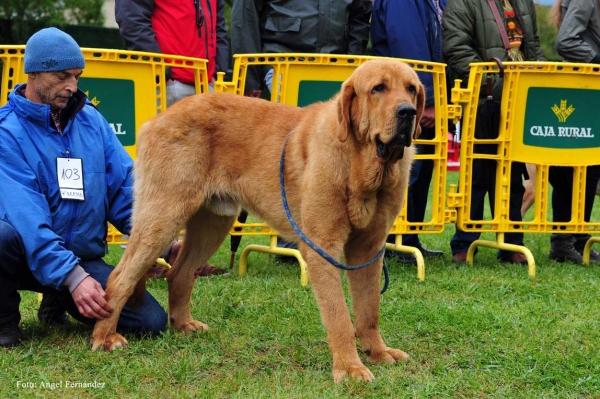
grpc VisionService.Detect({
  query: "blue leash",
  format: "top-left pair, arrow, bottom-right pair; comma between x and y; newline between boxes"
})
279,131 -> 390,294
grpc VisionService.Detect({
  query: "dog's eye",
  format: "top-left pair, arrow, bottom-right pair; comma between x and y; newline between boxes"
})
408,85 -> 417,95
371,83 -> 386,94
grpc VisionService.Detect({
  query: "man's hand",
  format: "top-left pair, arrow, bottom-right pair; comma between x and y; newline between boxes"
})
420,106 -> 436,129
71,276 -> 114,320
244,89 -> 262,98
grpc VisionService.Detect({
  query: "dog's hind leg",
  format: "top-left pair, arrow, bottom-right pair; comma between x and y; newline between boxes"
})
166,207 -> 236,334
344,236 -> 410,368
91,190 -> 202,351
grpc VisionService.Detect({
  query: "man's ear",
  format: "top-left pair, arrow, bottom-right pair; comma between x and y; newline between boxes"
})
413,82 -> 425,139
337,79 -> 355,143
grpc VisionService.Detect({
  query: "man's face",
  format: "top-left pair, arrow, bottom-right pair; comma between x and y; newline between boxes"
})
29,68 -> 83,111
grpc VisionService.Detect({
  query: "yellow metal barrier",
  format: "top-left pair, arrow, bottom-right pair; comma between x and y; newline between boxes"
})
449,61 -> 600,277
0,47 -> 209,159
223,54 -> 454,283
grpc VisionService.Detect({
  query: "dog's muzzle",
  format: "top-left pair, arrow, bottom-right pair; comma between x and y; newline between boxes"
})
376,104 -> 416,163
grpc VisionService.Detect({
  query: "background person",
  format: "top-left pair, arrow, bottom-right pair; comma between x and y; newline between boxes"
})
442,0 -> 547,264
546,0 -> 600,263
115,0 -> 230,105
115,0 -> 231,276
371,0 -> 446,264
231,0 -> 372,97
231,0 -> 372,262
0,28 -> 168,347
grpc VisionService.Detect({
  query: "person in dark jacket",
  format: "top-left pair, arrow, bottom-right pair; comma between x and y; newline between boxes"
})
371,0 -> 446,264
115,0 -> 229,106
231,0 -> 372,97
0,28 -> 168,347
442,0 -> 546,264
231,0 -> 372,262
545,0 -> 600,263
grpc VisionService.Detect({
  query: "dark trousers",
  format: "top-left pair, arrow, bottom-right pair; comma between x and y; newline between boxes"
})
451,159 -> 525,257
388,126 -> 436,248
549,165 -> 600,224
0,220 -> 167,334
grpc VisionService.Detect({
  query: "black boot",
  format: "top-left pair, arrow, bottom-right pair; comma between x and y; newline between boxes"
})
38,292 -> 69,325
0,318 -> 24,348
574,235 -> 600,264
549,234 -> 583,264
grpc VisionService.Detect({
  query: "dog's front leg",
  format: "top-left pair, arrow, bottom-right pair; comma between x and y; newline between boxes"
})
91,257 -> 146,351
304,250 -> 374,383
345,247 -> 410,367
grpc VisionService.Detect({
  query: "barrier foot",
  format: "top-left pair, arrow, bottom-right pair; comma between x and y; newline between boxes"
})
582,237 -> 600,266
469,239 -> 536,278
385,242 -> 426,281
239,236 -> 308,286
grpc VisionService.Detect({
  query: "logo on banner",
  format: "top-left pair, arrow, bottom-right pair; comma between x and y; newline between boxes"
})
80,78 -> 136,147
524,88 -> 599,149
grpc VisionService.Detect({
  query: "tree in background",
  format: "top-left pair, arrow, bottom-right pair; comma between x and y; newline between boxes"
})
64,0 -> 105,26
0,0 -> 104,44
535,4 -> 560,61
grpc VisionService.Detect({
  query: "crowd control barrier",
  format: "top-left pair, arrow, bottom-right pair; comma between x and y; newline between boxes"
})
448,60 -> 600,277
218,54 -> 455,283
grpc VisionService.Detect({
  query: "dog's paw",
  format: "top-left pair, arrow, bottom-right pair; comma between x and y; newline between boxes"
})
367,347 -> 410,364
90,333 -> 129,351
333,363 -> 375,383
175,320 -> 210,334
104,333 -> 129,351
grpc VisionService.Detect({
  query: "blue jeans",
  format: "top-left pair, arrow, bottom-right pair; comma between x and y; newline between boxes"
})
0,220 -> 167,334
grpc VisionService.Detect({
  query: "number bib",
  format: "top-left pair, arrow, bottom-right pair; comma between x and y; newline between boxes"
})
56,157 -> 85,201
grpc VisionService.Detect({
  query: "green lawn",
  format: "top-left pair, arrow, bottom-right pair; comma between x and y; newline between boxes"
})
3,172 -> 600,398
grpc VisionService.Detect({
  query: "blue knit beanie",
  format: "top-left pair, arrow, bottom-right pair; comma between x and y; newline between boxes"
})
24,27 -> 85,73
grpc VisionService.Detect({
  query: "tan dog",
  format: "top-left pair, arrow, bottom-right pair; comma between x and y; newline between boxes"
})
91,59 -> 424,382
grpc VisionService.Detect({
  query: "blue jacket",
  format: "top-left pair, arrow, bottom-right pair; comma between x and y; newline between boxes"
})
371,0 -> 446,107
0,85 -> 133,289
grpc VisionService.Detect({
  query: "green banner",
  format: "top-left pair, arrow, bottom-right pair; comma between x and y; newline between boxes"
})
79,77 -> 136,147
523,87 -> 600,149
297,81 -> 343,107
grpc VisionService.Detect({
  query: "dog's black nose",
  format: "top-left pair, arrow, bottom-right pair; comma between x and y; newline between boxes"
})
395,104 -> 416,119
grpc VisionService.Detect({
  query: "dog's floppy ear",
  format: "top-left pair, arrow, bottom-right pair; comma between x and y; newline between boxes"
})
337,79 -> 355,143
413,82 -> 425,139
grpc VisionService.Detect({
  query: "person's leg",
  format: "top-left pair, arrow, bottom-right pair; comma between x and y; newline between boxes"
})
0,220 -> 44,346
451,159 -> 489,259
397,128 -> 442,259
62,259 -> 168,335
386,150 -> 421,262
275,236 -> 300,264
404,127 -> 442,248
548,166 -> 583,263
166,80 -> 197,108
496,162 -> 526,262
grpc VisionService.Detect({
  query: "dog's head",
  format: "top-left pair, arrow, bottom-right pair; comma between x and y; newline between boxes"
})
337,59 -> 425,164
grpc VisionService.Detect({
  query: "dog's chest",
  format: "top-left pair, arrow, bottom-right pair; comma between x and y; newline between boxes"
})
347,195 -> 378,230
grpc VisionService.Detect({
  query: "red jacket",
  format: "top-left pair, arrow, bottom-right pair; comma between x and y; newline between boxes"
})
116,0 -> 229,84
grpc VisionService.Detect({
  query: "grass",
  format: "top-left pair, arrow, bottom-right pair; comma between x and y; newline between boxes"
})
3,172 -> 600,398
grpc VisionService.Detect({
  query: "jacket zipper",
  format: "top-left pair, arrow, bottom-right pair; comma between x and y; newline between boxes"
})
195,0 -> 205,38
59,129 -> 79,250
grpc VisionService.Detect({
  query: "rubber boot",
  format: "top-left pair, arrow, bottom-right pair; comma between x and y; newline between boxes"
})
0,317 -> 23,348
549,234 -> 583,263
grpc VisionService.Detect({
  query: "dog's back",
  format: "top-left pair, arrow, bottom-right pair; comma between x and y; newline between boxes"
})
134,92 -> 317,239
